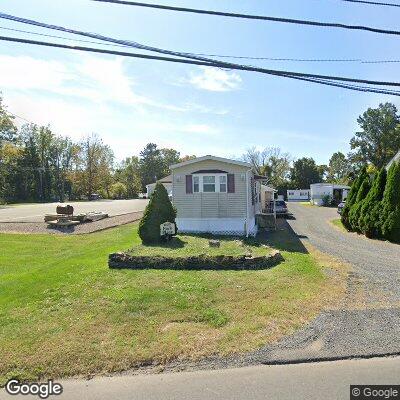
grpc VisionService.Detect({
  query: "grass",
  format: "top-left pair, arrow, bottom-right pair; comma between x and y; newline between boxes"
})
128,235 -> 268,257
299,201 -> 313,207
331,218 -> 347,232
0,223 -> 347,384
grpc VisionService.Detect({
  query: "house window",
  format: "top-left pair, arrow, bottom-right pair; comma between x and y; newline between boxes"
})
219,175 -> 227,193
193,176 -> 200,193
203,176 -> 216,192
191,174 -> 227,193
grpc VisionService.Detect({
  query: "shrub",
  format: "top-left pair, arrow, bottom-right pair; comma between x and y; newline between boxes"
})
322,194 -> 333,207
342,166 -> 367,230
381,162 -> 400,242
111,182 -> 127,199
348,177 -> 371,232
138,182 -> 177,244
359,168 -> 387,238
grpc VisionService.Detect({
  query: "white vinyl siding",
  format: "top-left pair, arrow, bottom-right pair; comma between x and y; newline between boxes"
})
172,160 -> 249,219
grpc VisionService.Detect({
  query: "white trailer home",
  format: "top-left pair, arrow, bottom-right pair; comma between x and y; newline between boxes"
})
310,183 -> 350,206
170,155 -> 273,236
287,189 -> 310,201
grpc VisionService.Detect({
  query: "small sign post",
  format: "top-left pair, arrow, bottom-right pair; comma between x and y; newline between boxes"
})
160,222 -> 176,241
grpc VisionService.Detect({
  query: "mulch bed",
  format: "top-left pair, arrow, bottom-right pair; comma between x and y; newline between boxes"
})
0,212 -> 143,235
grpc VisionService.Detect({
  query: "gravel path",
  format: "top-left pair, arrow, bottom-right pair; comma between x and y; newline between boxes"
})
286,203 -> 400,304
0,212 -> 143,235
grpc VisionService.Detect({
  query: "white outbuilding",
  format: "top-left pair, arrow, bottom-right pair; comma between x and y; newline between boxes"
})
310,183 -> 350,206
287,189 -> 310,201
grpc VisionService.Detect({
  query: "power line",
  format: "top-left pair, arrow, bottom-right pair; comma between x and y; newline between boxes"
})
1,35 -> 400,97
2,13 -> 400,88
91,0 -> 400,36
338,0 -> 400,7
2,25 -> 400,64
0,26 -> 131,49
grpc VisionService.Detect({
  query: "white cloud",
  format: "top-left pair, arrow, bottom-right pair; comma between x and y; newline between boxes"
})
188,67 -> 242,92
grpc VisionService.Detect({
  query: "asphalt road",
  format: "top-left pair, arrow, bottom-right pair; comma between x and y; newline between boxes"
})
0,199 -> 149,222
3,356 -> 400,400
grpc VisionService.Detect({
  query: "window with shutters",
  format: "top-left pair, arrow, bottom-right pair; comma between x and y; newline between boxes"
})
192,174 -> 228,193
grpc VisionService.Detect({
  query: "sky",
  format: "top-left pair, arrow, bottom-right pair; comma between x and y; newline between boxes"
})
0,0 -> 399,164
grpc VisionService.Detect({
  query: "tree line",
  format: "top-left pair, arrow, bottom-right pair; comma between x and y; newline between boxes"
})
242,102 -> 400,196
1,92 -> 399,203
0,95 -> 195,203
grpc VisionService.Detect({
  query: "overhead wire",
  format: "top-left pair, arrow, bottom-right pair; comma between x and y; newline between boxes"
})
1,13 -> 400,89
90,0 -> 400,36
2,25 -> 400,64
1,35 -> 400,96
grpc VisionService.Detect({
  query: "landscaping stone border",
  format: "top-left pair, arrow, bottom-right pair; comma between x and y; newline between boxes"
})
108,250 -> 284,270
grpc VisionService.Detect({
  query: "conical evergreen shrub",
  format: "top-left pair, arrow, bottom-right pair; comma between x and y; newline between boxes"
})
359,168 -> 387,238
381,162 -> 400,243
348,177 -> 371,232
342,167 -> 367,230
138,182 -> 177,244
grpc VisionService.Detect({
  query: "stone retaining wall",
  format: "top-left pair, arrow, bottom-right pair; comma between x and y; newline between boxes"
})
108,250 -> 283,270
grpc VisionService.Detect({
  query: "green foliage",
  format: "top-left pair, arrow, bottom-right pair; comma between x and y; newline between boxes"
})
327,152 -> 350,184
110,182 -> 127,199
138,182 -> 176,244
359,168 -> 387,237
381,162 -> 400,242
349,103 -> 400,169
290,157 -> 325,189
348,176 -> 371,232
341,166 -> 367,230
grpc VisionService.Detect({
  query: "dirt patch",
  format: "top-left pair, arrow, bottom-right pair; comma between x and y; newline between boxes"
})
0,212 -> 143,235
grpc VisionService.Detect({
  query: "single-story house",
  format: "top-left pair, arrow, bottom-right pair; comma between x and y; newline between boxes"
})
146,175 -> 172,198
386,149 -> 400,170
287,189 -> 310,201
310,183 -> 350,206
170,155 -> 274,236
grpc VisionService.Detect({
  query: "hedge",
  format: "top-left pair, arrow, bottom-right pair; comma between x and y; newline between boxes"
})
342,166 -> 368,230
381,162 -> 400,243
359,168 -> 387,238
348,175 -> 371,232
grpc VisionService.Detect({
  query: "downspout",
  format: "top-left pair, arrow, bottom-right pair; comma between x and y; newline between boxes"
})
245,169 -> 250,237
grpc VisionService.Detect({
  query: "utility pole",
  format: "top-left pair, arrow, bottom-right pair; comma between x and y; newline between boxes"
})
37,167 -> 45,202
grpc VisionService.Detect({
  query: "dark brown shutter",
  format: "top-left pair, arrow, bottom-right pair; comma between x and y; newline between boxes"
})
227,174 -> 235,193
185,175 -> 193,194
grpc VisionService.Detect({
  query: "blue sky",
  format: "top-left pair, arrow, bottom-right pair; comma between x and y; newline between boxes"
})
0,0 -> 399,164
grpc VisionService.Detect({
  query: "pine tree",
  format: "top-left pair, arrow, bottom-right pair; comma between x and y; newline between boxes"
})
359,168 -> 387,238
341,166 -> 367,230
348,177 -> 371,232
381,162 -> 400,242
138,182 -> 176,244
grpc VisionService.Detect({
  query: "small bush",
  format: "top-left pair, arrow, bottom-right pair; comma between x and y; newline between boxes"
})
111,182 -> 127,199
381,162 -> 400,242
359,168 -> 387,238
348,177 -> 371,232
341,167 -> 368,230
322,194 -> 333,207
138,182 -> 176,244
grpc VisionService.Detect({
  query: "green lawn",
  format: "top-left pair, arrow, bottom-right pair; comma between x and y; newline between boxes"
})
0,223 -> 346,384
128,235 -> 268,257
331,218 -> 347,232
